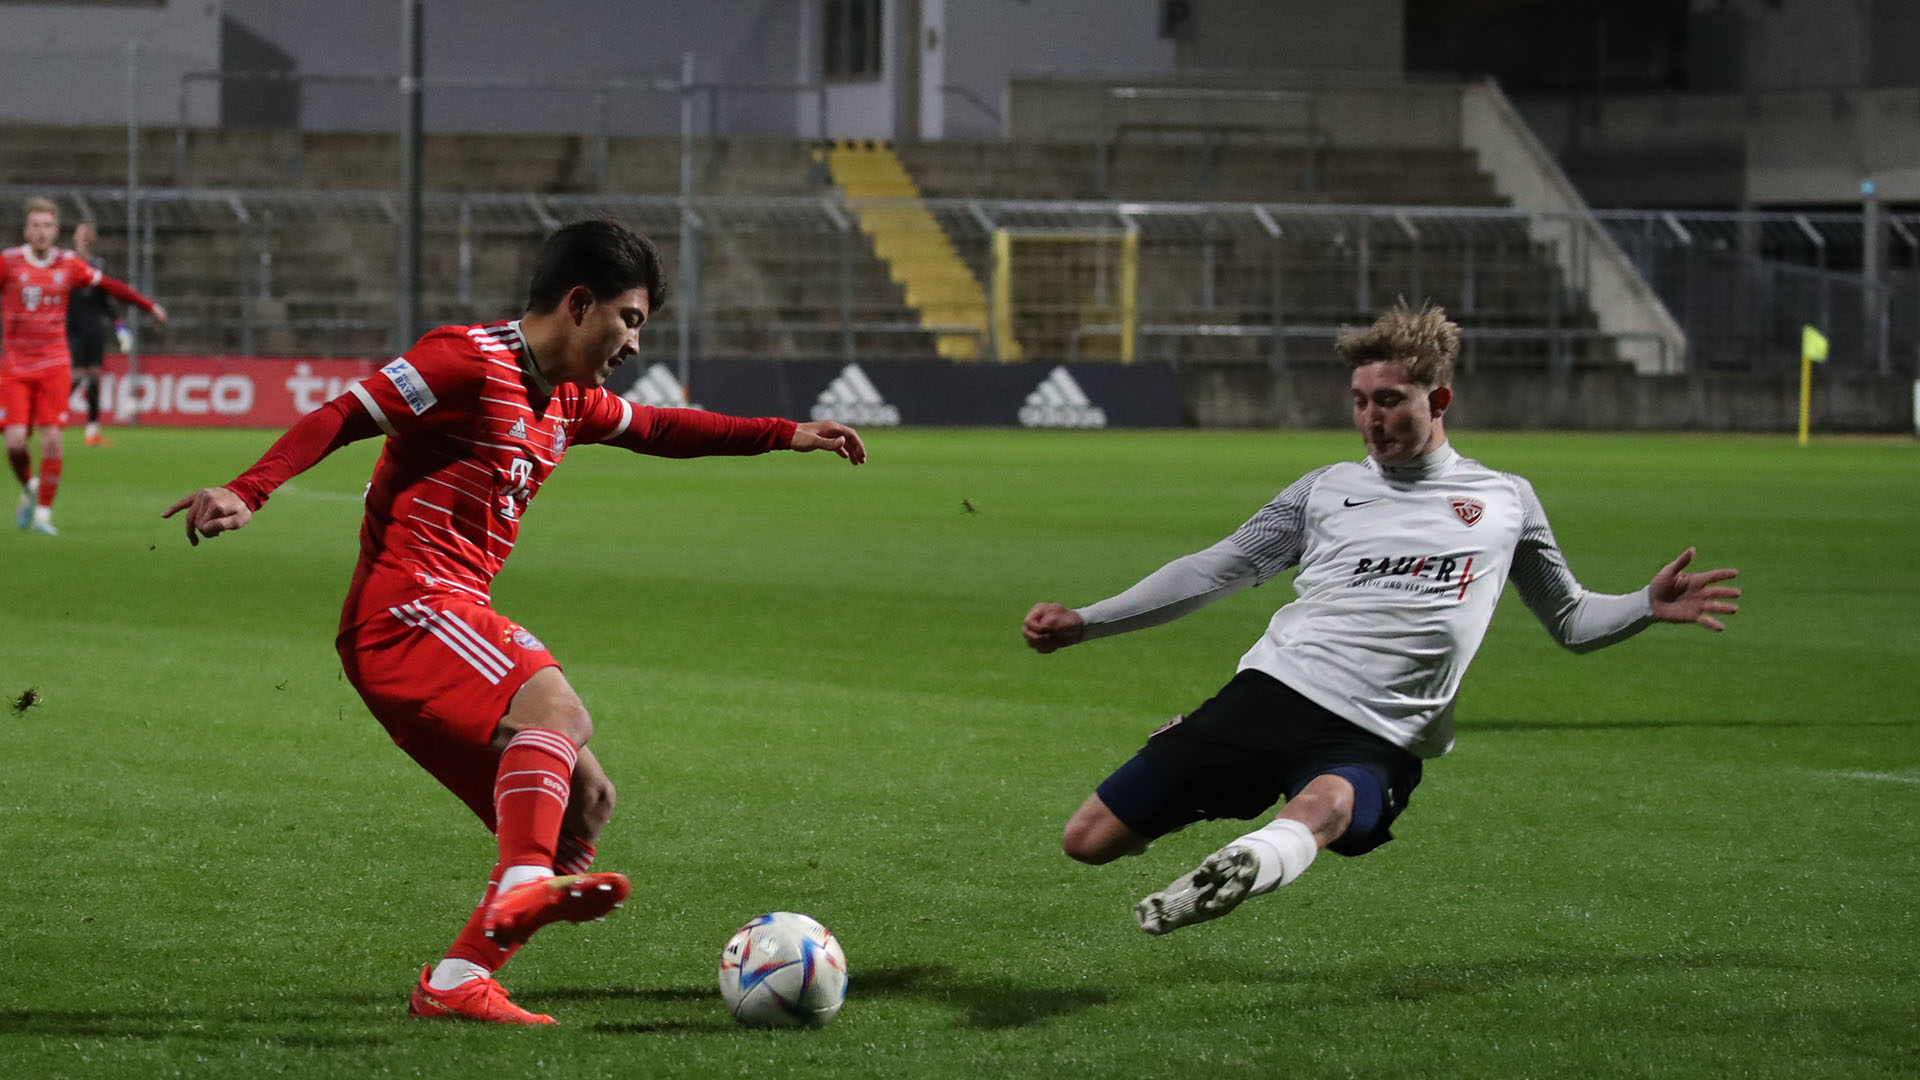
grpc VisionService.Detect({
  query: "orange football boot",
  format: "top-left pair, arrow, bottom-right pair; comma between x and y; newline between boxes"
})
406,966 -> 555,1025
482,871 -> 631,949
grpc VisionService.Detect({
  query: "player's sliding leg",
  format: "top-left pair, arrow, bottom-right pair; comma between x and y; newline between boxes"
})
482,672 -> 628,949
1136,772 -> 1356,935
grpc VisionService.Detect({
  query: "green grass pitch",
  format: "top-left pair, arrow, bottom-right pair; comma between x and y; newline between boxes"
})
1,426 -> 1915,1078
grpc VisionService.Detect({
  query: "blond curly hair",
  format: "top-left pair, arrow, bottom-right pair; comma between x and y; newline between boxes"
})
1334,300 -> 1460,387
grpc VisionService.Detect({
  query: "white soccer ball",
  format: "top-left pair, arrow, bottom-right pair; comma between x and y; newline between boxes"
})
717,911 -> 848,1028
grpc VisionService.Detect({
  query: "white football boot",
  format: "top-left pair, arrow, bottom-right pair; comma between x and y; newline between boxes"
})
1134,844 -> 1259,935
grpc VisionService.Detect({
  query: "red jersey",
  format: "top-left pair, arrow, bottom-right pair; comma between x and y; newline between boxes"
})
1,245 -> 154,375
223,319 -> 797,634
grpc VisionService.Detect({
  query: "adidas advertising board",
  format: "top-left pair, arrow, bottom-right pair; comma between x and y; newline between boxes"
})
810,363 -> 901,426
601,360 -> 1181,428
621,363 -> 704,410
1018,366 -> 1107,428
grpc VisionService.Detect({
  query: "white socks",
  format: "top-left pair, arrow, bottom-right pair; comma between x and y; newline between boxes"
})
428,959 -> 492,991
497,864 -> 554,894
1232,818 -> 1318,895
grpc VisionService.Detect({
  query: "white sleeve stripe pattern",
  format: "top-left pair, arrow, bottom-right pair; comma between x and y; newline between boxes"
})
1227,465 -> 1333,583
609,397 -> 634,439
1504,473 -> 1583,611
349,381 -> 398,437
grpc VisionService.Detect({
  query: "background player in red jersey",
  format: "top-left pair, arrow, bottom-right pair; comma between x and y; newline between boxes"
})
2,196 -> 165,534
164,218 -> 866,1025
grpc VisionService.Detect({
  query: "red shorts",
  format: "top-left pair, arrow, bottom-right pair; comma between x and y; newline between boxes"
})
0,365 -> 72,429
337,594 -> 559,826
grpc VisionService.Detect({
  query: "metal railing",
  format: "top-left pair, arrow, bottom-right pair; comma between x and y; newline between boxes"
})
5,184 -> 1913,376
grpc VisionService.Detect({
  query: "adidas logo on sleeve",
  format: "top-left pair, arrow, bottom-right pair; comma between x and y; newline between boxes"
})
812,363 -> 901,426
1018,366 -> 1107,428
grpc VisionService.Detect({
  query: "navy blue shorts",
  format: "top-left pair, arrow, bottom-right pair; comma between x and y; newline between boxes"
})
1094,669 -> 1423,856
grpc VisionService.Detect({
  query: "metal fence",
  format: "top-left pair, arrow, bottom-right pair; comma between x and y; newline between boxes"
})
5,184 -> 1913,379
1598,209 -> 1919,376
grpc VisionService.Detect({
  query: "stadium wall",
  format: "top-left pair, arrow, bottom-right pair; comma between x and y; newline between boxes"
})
0,0 -> 219,127
83,354 -> 1913,435
1520,88 -> 1920,207
1178,364 -> 1914,434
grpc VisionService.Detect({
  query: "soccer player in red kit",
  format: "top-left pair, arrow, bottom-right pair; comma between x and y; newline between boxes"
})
164,219 -> 867,1025
3,196 -> 166,534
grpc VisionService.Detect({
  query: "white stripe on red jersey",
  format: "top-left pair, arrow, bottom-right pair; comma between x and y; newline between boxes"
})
343,321 -> 637,629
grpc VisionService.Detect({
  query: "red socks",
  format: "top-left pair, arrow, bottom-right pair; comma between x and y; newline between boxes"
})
443,835 -> 596,969
493,729 -> 575,875
440,729 -> 586,971
554,833 -> 596,877
37,457 -> 60,509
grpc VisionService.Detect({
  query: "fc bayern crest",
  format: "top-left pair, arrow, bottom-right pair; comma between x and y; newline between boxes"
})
552,425 -> 567,455
1449,496 -> 1485,526
508,626 -> 545,651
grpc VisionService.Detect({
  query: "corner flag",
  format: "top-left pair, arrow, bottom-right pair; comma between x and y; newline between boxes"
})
1798,324 -> 1828,446
1802,325 -> 1829,364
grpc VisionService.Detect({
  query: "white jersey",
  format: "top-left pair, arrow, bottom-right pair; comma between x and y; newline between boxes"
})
1226,444 -> 1647,757
1076,442 -> 1654,760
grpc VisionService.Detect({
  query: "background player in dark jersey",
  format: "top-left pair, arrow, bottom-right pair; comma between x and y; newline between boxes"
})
165,219 -> 866,1025
1023,302 -> 1740,935
65,221 -> 120,447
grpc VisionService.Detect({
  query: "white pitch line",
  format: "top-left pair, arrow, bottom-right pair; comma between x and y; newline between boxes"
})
1833,770 -> 1920,785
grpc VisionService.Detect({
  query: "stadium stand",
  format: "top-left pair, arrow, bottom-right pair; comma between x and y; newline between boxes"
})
2,125 -> 1597,367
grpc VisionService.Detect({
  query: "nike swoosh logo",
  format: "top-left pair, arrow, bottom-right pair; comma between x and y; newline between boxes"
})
1343,497 -> 1379,507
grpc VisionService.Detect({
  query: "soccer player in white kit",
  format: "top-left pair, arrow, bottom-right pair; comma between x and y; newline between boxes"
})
1022,302 -> 1741,935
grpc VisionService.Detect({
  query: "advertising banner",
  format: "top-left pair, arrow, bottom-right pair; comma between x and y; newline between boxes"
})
608,359 -> 1184,429
77,354 -> 380,428
74,355 -> 1184,429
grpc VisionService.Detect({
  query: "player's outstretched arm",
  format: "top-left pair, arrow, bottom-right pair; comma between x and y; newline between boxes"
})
159,394 -> 382,547
1024,603 -> 1086,654
162,487 -> 251,546
789,420 -> 866,464
1024,539 -> 1260,654
96,274 -> 165,324
1646,546 -> 1741,631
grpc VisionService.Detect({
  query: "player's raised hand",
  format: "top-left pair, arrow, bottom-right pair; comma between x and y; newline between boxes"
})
149,303 -> 168,326
162,486 -> 252,547
1024,602 -> 1087,654
790,420 -> 866,465
1648,547 -> 1741,631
